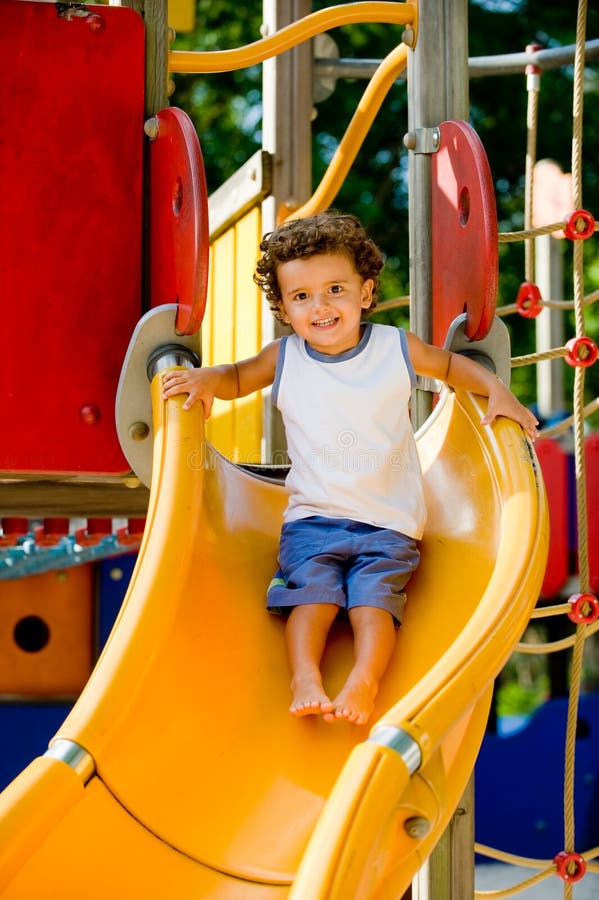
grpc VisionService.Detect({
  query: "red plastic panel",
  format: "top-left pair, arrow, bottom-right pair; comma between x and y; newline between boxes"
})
431,120 -> 498,346
1,1 -> 144,474
536,439 -> 569,597
149,108 -> 209,334
585,434 -> 599,594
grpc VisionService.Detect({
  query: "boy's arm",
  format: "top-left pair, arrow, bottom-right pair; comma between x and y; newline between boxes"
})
162,340 -> 280,416
405,331 -> 539,441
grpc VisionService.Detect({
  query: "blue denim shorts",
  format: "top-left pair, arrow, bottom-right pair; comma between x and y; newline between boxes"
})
267,515 -> 420,625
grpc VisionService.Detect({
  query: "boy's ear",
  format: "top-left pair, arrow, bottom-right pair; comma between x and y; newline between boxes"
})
278,302 -> 291,324
361,278 -> 375,309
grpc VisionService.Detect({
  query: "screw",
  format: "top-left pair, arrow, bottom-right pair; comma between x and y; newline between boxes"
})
402,27 -> 415,48
144,117 -> 160,140
129,422 -> 150,442
80,404 -> 101,425
404,816 -> 430,839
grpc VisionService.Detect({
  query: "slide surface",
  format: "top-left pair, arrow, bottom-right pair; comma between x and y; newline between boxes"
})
0,376 -> 548,899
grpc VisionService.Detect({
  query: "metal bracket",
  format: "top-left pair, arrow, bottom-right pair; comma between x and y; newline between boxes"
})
403,126 -> 441,155
115,304 -> 201,488
444,313 -> 512,387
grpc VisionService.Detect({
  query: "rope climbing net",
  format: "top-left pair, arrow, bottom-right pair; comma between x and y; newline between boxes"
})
473,1 -> 599,896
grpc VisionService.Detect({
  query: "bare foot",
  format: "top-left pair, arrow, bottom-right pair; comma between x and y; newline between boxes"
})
323,676 -> 378,725
289,675 -> 335,717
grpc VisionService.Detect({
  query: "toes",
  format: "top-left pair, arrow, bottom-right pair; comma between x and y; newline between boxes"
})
296,701 -> 317,716
332,703 -> 368,724
290,696 -> 333,717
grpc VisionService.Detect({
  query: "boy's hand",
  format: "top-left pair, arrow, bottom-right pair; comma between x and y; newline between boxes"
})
481,380 -> 539,442
162,368 -> 217,416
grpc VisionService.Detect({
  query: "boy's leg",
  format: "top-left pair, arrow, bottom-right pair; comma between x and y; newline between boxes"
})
325,605 -> 396,726
285,603 -> 339,717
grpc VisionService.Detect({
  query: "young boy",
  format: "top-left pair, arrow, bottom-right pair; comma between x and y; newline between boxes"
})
162,212 -> 538,726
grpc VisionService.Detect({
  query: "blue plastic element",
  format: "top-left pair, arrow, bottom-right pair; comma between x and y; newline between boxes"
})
0,533 -> 140,580
0,554 -> 137,791
97,553 -> 137,648
0,704 -> 71,791
475,694 -> 599,857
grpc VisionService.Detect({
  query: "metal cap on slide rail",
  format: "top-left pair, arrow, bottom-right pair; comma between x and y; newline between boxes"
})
369,725 -> 422,774
146,344 -> 200,381
44,739 -> 95,785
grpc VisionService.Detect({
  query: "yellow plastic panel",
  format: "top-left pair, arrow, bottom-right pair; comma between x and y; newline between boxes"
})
0,383 -> 547,898
0,757 -> 84,891
205,207 -> 264,461
168,0 -> 196,34
1,769 -> 286,899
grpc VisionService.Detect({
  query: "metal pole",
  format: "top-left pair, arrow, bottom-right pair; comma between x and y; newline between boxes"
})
408,3 -> 474,898
535,235 -> 566,419
407,0 -> 469,426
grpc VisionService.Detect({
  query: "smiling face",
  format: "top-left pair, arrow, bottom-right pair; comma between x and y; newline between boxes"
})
277,253 -> 374,355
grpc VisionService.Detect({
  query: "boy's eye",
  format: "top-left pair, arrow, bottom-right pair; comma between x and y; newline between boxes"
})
330,284 -> 343,294
293,291 -> 308,302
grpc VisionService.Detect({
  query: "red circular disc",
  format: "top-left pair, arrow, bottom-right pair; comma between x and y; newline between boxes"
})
431,120 -> 498,345
149,107 -> 209,335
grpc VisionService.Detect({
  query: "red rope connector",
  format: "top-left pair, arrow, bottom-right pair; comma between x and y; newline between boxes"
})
75,518 -> 113,547
116,518 -> 146,546
553,850 -> 587,883
0,517 -> 29,547
525,42 -> 543,76
565,336 -> 598,368
563,209 -> 595,241
516,282 -> 543,318
34,518 -> 69,547
568,593 -> 599,625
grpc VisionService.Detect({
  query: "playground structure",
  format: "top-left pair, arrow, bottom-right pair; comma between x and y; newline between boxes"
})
0,0 -> 597,897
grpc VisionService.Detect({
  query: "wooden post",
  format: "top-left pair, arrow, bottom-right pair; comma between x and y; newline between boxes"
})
408,1 -> 474,894
261,0 -> 313,459
407,0 -> 469,426
412,779 -> 475,899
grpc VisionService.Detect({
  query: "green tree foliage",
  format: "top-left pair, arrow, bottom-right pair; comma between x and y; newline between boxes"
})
171,1 -> 599,416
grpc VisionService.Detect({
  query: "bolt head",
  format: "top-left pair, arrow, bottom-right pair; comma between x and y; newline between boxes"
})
404,816 -> 431,839
80,404 -> 101,425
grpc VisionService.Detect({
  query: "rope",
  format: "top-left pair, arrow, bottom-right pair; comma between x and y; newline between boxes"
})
474,843 -> 599,898
497,287 -> 599,317
539,398 -> 599,439
482,4 -> 597,896
515,620 -> 599,654
474,870 -> 553,899
562,6 -> 589,883
498,221 -> 579,242
475,842 -> 599,872
511,346 -> 569,367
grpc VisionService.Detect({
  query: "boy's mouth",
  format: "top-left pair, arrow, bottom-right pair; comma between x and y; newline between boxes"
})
312,316 -> 338,328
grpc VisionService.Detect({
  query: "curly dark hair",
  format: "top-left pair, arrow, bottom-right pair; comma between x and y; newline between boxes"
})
253,211 -> 385,321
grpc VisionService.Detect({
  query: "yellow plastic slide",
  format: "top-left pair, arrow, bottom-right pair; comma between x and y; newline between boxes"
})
0,364 -> 548,898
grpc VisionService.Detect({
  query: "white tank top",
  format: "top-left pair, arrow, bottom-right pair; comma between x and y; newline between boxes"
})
272,323 -> 427,539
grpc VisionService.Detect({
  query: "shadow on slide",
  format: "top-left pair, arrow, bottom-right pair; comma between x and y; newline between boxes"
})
0,354 -> 548,898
